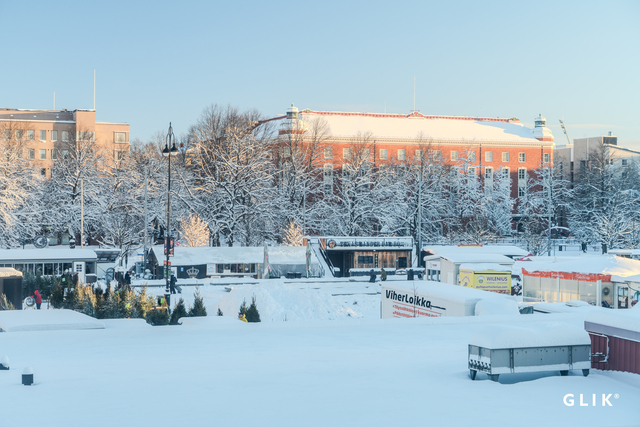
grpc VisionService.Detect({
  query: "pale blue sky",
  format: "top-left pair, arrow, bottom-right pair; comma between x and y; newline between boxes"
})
1,0 -> 638,146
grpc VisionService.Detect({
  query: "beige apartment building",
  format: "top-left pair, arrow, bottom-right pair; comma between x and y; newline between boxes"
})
555,133 -> 640,184
0,108 -> 130,177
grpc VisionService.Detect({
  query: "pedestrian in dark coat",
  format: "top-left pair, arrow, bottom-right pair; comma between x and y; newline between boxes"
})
369,269 -> 376,283
170,274 -> 177,294
34,290 -> 42,310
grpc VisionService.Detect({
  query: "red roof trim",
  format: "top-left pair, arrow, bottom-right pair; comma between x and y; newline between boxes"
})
301,110 -> 519,123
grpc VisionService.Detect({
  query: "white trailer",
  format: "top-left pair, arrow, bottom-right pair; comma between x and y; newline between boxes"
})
381,281 -> 516,319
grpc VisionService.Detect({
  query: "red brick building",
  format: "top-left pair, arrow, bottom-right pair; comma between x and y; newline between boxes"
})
272,105 -> 554,199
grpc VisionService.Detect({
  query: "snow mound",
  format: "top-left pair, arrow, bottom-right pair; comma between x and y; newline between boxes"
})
474,298 -> 520,316
179,316 -> 245,327
101,318 -> 150,329
469,322 -> 591,349
216,280 -> 362,322
0,309 -> 105,332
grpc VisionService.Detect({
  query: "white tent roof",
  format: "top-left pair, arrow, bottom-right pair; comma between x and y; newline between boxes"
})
151,246 -> 318,266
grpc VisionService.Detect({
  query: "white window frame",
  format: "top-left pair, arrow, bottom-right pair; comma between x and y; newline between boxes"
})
343,148 -> 351,159
51,130 -> 58,142
283,147 -> 291,158
451,150 -> 458,161
62,131 -> 70,142
543,153 -> 550,163
485,151 -> 493,162
39,130 -> 46,142
502,152 -> 509,162
502,167 -> 510,179
397,149 -> 406,161
114,132 -> 127,144
485,167 -> 493,179
519,152 -> 526,163
28,149 -> 35,160
28,130 -> 35,140
323,163 -> 333,193
39,149 -> 46,160
379,149 -> 388,160
324,147 -> 333,160
518,167 -> 526,181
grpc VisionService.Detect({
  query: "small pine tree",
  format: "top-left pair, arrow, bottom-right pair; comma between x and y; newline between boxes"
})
217,307 -> 223,316
134,286 -> 156,319
146,306 -> 170,326
102,288 -> 123,319
238,299 -> 248,318
170,298 -> 188,325
50,283 -> 64,308
0,294 -> 15,310
246,295 -> 261,323
188,286 -> 207,317
75,284 -> 97,317
63,288 -> 78,310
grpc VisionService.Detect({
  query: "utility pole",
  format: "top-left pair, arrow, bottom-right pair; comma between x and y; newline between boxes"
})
547,168 -> 552,256
417,164 -> 422,267
80,179 -> 84,248
143,170 -> 149,274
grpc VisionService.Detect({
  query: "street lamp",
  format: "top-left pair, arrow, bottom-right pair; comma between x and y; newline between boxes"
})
162,123 -> 179,307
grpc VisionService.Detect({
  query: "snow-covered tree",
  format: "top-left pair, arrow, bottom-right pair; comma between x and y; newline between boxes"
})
271,116 -> 330,240
188,105 -> 277,246
0,121 -> 45,247
282,220 -> 303,246
180,214 -> 209,247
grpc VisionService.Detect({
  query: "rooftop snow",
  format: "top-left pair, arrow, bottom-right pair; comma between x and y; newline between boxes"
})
522,255 -> 640,281
296,111 -> 550,144
151,245 -> 318,266
440,254 -> 515,264
459,263 -> 513,272
469,322 -> 591,348
0,248 -> 97,261
423,245 -> 528,257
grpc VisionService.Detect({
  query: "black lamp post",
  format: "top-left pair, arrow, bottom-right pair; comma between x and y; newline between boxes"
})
162,123 -> 179,307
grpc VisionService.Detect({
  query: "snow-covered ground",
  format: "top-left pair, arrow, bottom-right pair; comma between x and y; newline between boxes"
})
2,279 -> 639,427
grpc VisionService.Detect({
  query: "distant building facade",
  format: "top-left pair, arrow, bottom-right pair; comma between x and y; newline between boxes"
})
0,108 -> 130,177
272,105 -> 554,199
555,132 -> 640,184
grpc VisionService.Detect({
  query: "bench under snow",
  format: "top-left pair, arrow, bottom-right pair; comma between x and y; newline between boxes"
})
468,322 -> 591,381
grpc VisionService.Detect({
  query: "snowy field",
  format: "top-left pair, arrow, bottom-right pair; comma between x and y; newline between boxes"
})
2,279 -> 639,427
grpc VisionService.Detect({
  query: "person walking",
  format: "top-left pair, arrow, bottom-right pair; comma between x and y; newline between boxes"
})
33,290 -> 42,310
369,269 -> 376,283
170,273 -> 177,294
380,268 -> 387,281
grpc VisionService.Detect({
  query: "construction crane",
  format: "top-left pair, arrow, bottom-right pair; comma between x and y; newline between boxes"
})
559,119 -> 571,145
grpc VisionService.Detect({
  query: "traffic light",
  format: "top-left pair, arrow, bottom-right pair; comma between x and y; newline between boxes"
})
164,237 -> 174,256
